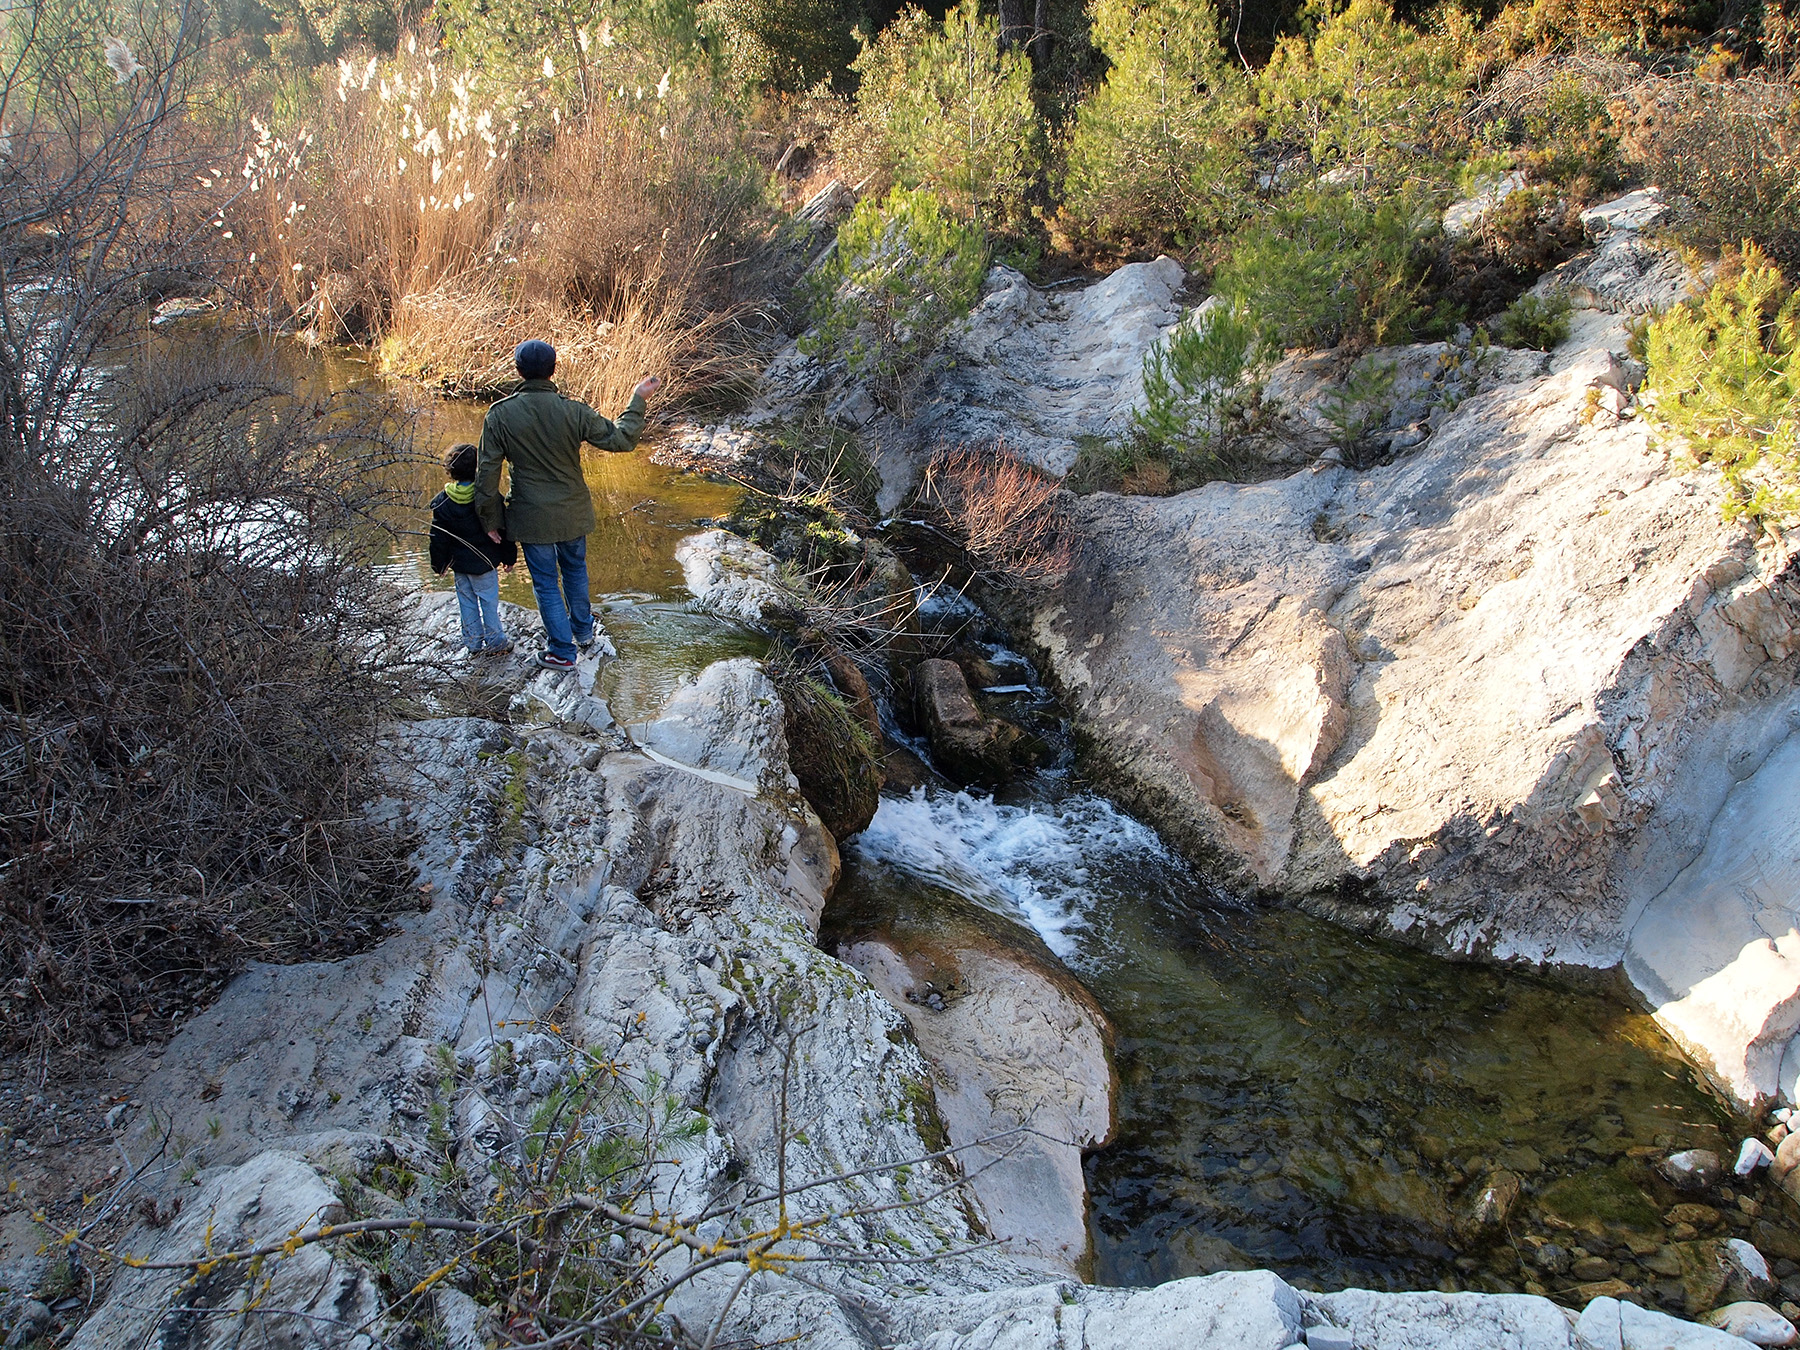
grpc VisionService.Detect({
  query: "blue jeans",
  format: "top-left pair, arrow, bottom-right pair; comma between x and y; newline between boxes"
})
521,538 -> 593,661
454,568 -> 506,651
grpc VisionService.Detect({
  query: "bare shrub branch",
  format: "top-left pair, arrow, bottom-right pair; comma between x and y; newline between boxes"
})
913,442 -> 1078,590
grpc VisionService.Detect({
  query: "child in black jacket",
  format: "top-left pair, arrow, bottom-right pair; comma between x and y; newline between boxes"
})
430,443 -> 519,654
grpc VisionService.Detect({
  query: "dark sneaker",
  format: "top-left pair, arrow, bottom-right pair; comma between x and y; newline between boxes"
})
575,634 -> 597,652
481,640 -> 514,656
534,651 -> 576,671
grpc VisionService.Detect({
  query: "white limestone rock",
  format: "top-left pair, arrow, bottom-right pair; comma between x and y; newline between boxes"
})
1709,1303 -> 1798,1347
1626,722 -> 1800,1107
883,1271 -> 1305,1350
676,528 -> 800,627
1444,170 -> 1529,238
630,657 -> 794,796
69,1151 -> 381,1350
1621,1299 -> 1760,1349
838,933 -> 1113,1273
1008,200 -> 1800,1111
757,258 -> 1188,510
1307,1289 -> 1577,1350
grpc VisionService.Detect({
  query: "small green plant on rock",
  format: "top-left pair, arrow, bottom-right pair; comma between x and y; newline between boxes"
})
1320,357 -> 1399,467
1133,299 -> 1269,469
801,187 -> 988,417
1489,291 -> 1572,351
1642,242 -> 1800,524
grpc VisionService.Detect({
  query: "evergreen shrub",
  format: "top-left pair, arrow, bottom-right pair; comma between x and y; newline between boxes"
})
1059,0 -> 1253,249
1133,300 -> 1267,460
836,0 -> 1041,227
1490,290 -> 1573,349
1215,186 -> 1441,349
1643,243 -> 1800,523
801,186 -> 989,415
1257,0 -> 1467,192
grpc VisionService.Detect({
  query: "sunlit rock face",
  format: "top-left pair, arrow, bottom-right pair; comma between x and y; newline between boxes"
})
996,195 -> 1800,1114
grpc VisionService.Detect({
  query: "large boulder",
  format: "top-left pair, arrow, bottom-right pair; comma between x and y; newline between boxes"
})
755,258 -> 1189,511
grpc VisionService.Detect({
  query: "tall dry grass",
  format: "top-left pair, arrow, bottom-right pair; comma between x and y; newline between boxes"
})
229,39 -> 770,411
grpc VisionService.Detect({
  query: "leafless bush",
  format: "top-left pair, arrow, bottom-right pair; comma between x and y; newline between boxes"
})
914,444 -> 1077,591
0,7 -> 423,1049
1614,71 -> 1800,264
0,350 -> 422,1049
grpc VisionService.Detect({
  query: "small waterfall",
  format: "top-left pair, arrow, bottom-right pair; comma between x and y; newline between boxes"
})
848,787 -> 1185,963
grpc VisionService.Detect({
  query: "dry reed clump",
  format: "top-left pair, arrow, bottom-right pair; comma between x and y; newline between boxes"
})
228,40 -> 770,409
0,351 -> 422,1051
914,443 -> 1078,590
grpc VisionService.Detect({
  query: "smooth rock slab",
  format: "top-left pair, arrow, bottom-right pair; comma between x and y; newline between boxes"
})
1621,1298 -> 1759,1348
838,932 -> 1111,1273
70,1152 -> 380,1350
1308,1289 -> 1577,1350
630,658 -> 793,796
889,1271 -> 1304,1350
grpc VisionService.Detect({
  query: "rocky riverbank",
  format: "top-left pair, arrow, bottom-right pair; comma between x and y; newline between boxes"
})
713,187 -> 1800,1122
27,590 -> 1784,1350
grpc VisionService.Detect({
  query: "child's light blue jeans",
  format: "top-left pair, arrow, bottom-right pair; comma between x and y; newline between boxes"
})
454,569 -> 507,652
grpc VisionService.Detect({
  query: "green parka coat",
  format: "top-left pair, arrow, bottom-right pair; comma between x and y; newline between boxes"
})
473,380 -> 646,544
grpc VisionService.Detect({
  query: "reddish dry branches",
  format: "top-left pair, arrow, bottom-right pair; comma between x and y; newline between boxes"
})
914,443 -> 1078,590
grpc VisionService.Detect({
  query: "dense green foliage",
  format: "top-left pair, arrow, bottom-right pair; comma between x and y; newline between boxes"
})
1215,186 -> 1443,349
841,1 -> 1042,225
801,187 -> 989,413
1060,0 -> 1252,248
1489,290 -> 1573,348
1258,0 -> 1467,192
1134,300 -> 1265,457
1644,245 -> 1800,521
698,0 -> 861,91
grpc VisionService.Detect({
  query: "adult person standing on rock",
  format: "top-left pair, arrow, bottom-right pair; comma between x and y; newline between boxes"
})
475,339 -> 661,670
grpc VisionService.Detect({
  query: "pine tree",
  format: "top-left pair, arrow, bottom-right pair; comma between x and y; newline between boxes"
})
1060,0 -> 1253,249
847,0 -> 1042,227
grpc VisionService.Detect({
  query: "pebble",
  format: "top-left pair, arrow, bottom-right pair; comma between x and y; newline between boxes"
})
1537,1243 -> 1573,1275
1573,1256 -> 1617,1282
1659,1148 -> 1723,1192
1708,1302 -> 1798,1347
1668,1205 -> 1722,1229
1742,1139 -> 1778,1176
1728,1239 -> 1779,1301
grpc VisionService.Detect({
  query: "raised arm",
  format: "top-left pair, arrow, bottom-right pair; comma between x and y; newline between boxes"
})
581,375 -> 660,453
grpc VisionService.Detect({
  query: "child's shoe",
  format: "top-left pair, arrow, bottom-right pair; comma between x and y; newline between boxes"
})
482,639 -> 514,656
534,651 -> 576,671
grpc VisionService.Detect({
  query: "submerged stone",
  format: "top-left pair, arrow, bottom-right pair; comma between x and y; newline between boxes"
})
1659,1150 -> 1724,1193
1540,1162 -> 1665,1234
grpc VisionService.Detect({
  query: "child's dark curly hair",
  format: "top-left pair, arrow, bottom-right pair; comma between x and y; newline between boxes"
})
443,442 -> 479,481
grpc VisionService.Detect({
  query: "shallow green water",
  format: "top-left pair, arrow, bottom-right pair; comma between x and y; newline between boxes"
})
291,345 -> 755,718
840,782 -> 1746,1299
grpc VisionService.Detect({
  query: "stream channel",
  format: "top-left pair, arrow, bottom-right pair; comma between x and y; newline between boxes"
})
335,351 -> 1747,1308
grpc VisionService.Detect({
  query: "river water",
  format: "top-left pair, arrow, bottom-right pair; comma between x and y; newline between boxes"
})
320,350 -> 1744,1304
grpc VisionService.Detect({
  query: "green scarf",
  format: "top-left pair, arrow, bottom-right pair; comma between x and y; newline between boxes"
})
444,480 -> 475,504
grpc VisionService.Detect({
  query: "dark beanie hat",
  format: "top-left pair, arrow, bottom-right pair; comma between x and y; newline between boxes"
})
514,339 -> 556,379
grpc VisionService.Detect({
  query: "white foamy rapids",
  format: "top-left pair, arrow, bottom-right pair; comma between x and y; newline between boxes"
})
849,788 -> 1177,961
